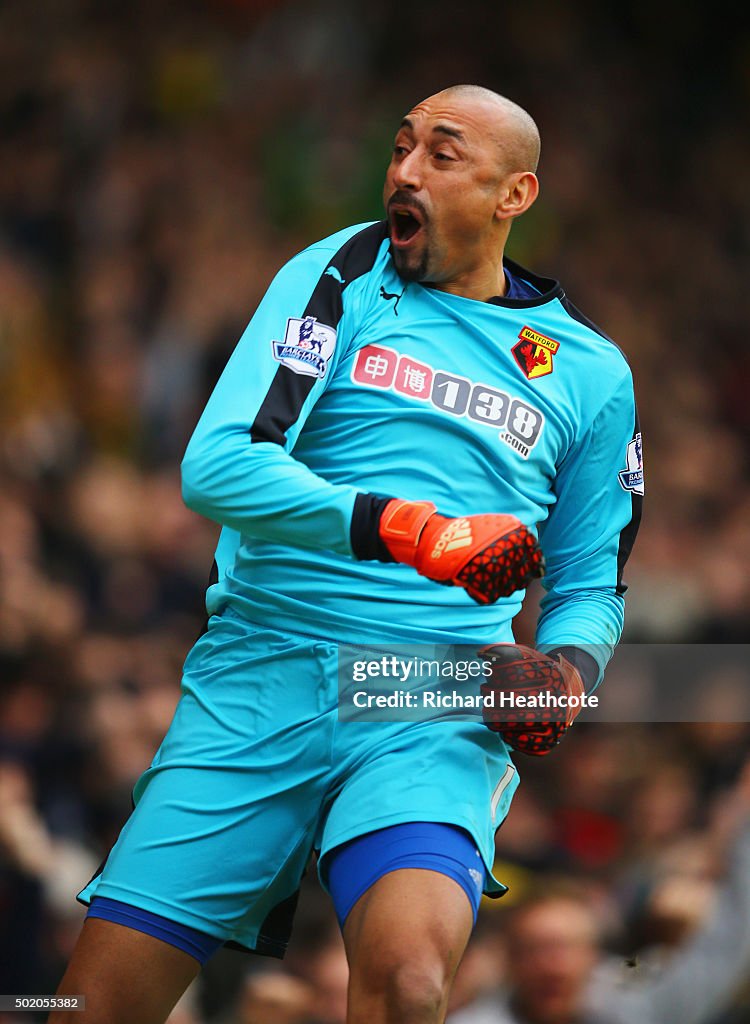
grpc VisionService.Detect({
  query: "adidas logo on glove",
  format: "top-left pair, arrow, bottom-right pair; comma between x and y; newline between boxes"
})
430,519 -> 473,557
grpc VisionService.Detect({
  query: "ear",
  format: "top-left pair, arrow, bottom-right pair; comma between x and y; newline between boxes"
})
495,171 -> 539,221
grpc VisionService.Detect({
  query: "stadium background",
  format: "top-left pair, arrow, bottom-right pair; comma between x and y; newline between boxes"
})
1,0 -> 748,1021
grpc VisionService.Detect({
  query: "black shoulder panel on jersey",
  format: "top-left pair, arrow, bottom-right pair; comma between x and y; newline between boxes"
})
558,294 -> 630,362
559,295 -> 640,594
248,363 -> 319,446
616,406 -> 643,596
250,222 -> 388,446
328,220 -> 389,281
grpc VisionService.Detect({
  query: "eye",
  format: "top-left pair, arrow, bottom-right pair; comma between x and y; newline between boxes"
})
434,151 -> 455,162
393,144 -> 409,157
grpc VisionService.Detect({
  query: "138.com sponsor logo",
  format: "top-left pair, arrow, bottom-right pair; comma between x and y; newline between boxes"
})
351,343 -> 544,458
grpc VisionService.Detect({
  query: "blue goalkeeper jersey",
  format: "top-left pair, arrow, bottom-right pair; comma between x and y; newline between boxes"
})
181,221 -> 642,676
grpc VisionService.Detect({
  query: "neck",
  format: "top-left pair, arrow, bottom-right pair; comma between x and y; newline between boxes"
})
431,260 -> 506,301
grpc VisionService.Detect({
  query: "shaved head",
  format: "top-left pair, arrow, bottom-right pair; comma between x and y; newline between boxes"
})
430,84 -> 541,175
383,84 -> 541,298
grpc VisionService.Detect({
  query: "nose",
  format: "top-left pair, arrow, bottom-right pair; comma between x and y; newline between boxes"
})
392,147 -> 422,191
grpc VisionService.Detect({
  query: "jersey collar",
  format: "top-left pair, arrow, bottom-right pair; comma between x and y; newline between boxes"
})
488,257 -> 563,309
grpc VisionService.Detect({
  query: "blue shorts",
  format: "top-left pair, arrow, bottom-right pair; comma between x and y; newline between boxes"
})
78,612 -> 519,957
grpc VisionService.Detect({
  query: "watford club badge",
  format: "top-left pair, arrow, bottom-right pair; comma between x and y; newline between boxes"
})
512,326 -> 560,380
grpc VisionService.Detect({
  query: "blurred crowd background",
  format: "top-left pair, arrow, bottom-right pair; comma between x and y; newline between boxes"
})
1,0 -> 749,1021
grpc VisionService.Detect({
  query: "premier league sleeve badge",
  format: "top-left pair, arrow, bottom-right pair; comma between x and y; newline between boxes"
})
618,431 -> 644,495
272,316 -> 337,378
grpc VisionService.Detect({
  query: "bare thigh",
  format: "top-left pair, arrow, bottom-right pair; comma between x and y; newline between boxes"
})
49,917 -> 200,1024
344,868 -> 474,1024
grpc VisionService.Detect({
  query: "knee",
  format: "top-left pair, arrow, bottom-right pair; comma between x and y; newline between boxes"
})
387,960 -> 447,1020
352,954 -> 449,1022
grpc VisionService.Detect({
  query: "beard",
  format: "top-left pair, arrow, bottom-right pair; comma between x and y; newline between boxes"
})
390,242 -> 431,283
386,189 -> 433,282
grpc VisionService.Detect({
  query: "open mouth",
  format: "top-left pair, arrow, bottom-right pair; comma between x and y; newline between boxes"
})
389,206 -> 425,247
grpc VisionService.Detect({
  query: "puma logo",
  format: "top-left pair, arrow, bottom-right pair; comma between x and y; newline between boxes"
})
379,285 -> 405,316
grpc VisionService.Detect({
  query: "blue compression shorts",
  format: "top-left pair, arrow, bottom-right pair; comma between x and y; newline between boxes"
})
86,897 -> 222,966
325,822 -> 485,927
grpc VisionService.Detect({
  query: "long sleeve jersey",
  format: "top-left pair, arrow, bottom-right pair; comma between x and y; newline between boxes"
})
181,221 -> 642,676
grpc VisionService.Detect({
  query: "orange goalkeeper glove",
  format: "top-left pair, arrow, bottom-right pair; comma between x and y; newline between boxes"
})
377,499 -> 544,605
478,644 -> 586,754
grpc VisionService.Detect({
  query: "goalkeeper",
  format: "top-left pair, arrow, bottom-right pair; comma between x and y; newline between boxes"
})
53,84 -> 642,1024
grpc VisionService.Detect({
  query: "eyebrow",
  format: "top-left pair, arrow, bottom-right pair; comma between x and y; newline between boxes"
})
399,118 -> 466,144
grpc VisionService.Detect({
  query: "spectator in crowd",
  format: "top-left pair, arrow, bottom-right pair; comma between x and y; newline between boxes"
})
448,761 -> 750,1024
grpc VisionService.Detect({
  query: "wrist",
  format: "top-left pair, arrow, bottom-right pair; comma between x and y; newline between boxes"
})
350,492 -> 397,561
378,498 -> 438,565
350,493 -> 440,564
544,646 -> 599,695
